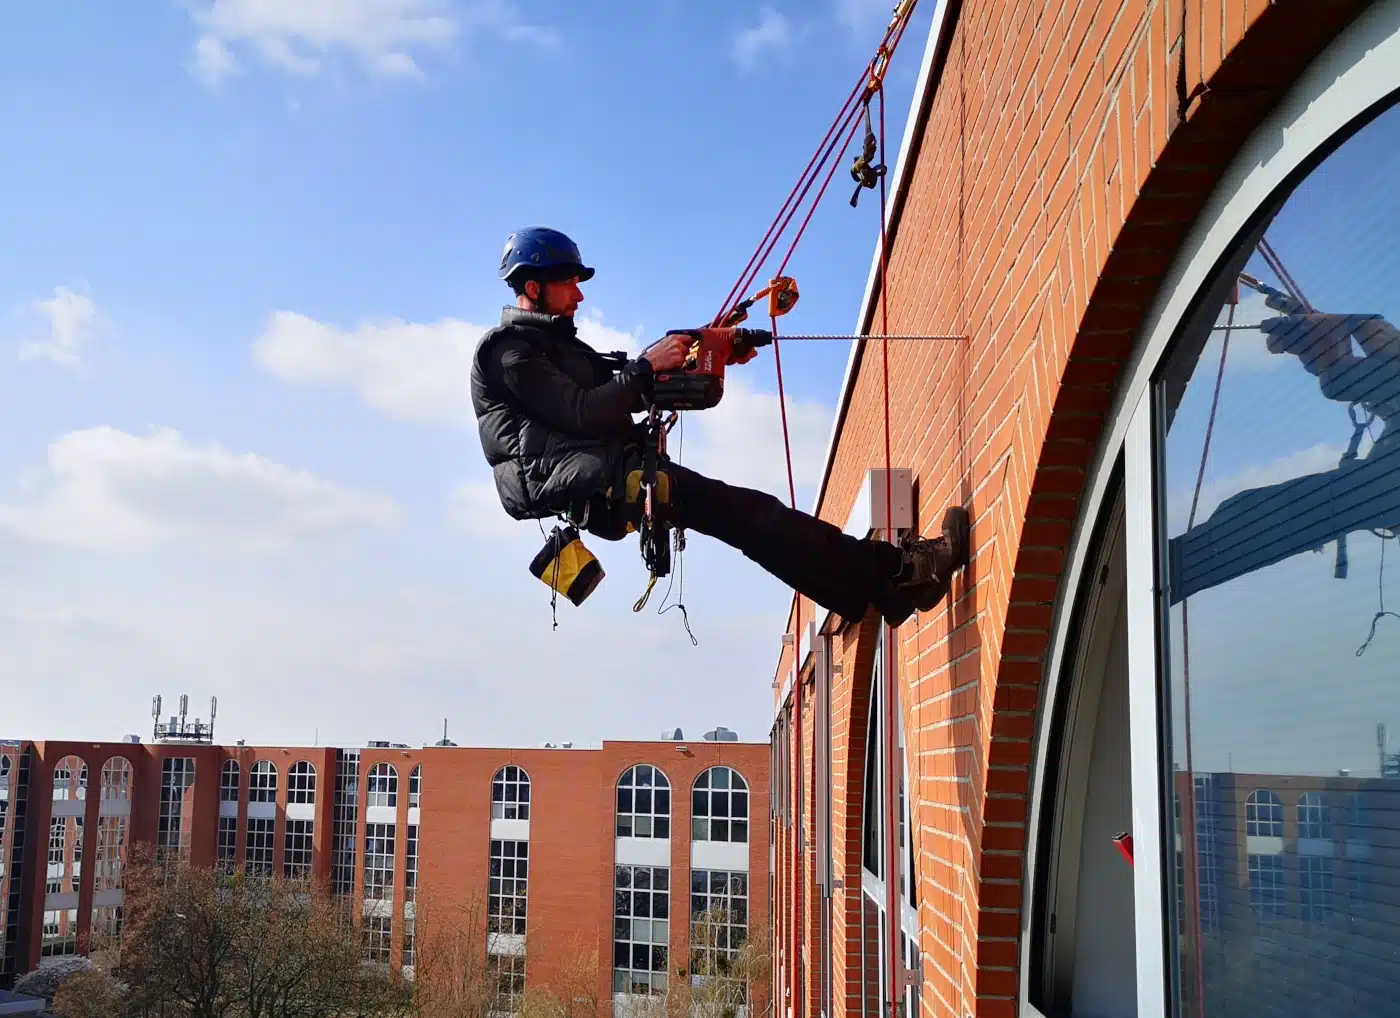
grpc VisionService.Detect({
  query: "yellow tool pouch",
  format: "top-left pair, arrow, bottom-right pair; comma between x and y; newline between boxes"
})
529,524 -> 604,607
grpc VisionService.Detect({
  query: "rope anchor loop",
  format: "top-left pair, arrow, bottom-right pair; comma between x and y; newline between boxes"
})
849,102 -> 886,207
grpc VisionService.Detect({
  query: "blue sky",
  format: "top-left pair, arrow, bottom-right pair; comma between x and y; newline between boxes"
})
0,0 -> 936,747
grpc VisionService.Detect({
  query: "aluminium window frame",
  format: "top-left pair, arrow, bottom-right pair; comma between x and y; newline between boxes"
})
1018,7 -> 1400,1017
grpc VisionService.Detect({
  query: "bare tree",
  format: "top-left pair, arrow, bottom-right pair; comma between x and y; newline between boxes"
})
59,845 -> 409,1018
50,966 -> 129,1018
409,886 -> 499,1018
516,934 -> 600,1018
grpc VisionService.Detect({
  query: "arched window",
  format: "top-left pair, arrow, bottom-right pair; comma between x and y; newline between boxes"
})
220,760 -> 240,802
409,765 -> 421,809
367,763 -> 397,808
616,765 -> 671,839
1298,792 -> 1332,840
1246,790 -> 1283,838
491,766 -> 529,820
288,762 -> 316,804
691,767 -> 749,843
100,758 -> 132,801
52,756 -> 86,801
248,761 -> 278,803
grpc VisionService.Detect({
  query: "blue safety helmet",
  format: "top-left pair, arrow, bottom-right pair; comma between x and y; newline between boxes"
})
499,227 -> 595,285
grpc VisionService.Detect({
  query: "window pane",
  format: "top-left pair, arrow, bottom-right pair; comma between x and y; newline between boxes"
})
1158,100 -> 1400,1018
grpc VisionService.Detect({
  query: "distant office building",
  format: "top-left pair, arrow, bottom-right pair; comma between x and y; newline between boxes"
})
0,731 -> 769,1018
1171,770 -> 1400,1017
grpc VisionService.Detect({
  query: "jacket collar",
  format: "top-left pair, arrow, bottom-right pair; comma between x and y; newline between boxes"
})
500,305 -> 577,339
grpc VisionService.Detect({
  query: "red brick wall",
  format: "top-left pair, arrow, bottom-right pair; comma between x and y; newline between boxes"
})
772,1 -> 1375,1015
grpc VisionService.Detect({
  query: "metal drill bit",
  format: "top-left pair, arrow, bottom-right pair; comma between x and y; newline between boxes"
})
772,333 -> 967,342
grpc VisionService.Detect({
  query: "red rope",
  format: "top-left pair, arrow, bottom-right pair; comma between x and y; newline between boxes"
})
724,10 -> 918,1006
715,76 -> 866,321
715,101 -> 867,327
715,2 -> 921,327
874,83 -> 904,1016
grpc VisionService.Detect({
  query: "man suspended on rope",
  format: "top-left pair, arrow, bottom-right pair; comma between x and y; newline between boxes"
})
469,227 -> 970,626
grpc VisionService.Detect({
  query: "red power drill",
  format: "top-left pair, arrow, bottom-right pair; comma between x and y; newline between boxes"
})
649,327 -> 774,411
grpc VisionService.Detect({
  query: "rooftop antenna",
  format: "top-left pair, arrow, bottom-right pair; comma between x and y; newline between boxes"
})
151,692 -> 218,743
434,718 -> 457,748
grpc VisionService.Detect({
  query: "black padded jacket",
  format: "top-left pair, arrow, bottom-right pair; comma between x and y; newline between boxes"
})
470,306 -> 655,520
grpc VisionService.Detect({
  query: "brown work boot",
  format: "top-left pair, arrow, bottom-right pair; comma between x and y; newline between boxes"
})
874,506 -> 970,626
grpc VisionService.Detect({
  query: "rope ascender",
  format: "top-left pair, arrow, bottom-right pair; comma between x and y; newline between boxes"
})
849,102 -> 887,207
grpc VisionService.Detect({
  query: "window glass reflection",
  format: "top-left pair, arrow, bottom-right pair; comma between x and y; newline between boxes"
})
1160,100 -> 1400,1018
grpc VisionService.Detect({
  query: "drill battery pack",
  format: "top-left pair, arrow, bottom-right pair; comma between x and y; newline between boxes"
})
649,327 -> 773,411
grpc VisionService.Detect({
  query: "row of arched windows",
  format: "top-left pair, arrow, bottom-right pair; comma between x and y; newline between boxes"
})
46,756 -> 133,801
1244,788 -> 1369,840
483,763 -> 751,842
39,757 -> 747,833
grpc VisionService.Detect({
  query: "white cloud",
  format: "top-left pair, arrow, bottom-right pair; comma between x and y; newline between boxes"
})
682,374 -> 831,498
732,7 -> 790,73
448,478 -> 537,540
834,0 -> 890,35
184,0 -> 557,85
0,426 -> 399,552
191,34 -> 239,86
252,308 -> 642,427
16,286 -> 98,370
252,311 -> 482,426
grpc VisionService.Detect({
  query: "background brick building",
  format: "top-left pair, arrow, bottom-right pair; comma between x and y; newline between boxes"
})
767,1 -> 1400,1017
0,730 -> 769,1018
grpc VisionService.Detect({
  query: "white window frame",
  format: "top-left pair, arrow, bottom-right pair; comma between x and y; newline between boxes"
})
367,763 -> 398,810
248,761 -> 278,804
615,765 -> 672,841
491,766 -> 529,821
220,760 -> 240,803
287,761 -> 316,805
691,766 -> 750,844
1017,9 -> 1400,1016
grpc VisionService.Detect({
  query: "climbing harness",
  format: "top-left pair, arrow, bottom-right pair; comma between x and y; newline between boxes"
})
631,405 -> 677,612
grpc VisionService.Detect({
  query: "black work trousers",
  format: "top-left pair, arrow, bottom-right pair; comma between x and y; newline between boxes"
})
582,460 -> 902,624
